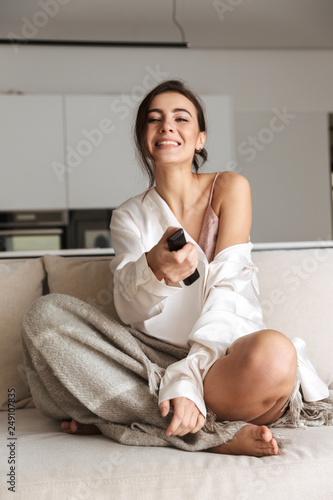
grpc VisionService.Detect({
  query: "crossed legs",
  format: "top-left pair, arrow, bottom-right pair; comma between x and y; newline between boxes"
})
62,328 -> 298,456
203,329 -> 298,455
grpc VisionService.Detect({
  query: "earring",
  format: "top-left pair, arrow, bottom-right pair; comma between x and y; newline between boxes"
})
195,148 -> 202,153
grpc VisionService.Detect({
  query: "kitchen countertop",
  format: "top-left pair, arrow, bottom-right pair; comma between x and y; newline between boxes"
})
0,248 -> 115,259
1,241 -> 333,259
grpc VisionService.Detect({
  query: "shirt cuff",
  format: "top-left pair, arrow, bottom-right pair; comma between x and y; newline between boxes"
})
158,379 -> 207,418
118,253 -> 182,302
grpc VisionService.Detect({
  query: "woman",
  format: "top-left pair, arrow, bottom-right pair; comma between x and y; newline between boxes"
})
25,80 -> 329,457
107,79 -> 328,455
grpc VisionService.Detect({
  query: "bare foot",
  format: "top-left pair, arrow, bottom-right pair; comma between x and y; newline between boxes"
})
208,424 -> 278,457
60,419 -> 101,435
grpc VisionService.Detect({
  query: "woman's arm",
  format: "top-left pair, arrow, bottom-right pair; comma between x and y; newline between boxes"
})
158,173 -> 265,434
158,242 -> 266,413
110,209 -> 182,325
110,208 -> 198,325
213,171 -> 252,253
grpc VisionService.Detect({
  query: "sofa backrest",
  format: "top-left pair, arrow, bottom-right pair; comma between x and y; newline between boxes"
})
253,247 -> 333,387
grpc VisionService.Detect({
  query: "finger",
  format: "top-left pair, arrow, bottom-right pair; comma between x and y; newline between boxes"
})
167,404 -> 196,437
188,242 -> 199,262
177,409 -> 199,436
190,414 -> 206,434
159,400 -> 170,417
166,413 -> 183,436
166,402 -> 186,436
172,241 -> 192,257
174,243 -> 198,269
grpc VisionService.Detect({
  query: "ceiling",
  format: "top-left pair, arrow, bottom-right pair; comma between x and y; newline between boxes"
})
1,0 -> 333,49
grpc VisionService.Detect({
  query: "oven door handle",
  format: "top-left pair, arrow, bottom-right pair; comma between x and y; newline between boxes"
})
0,229 -> 63,236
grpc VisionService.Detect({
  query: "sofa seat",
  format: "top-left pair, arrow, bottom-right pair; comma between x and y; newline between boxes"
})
1,406 -> 333,500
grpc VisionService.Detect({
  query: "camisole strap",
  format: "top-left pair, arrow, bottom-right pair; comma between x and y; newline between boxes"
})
208,172 -> 220,206
197,172 -> 220,263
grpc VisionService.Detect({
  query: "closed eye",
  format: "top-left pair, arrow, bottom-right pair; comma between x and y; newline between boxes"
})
148,117 -> 188,123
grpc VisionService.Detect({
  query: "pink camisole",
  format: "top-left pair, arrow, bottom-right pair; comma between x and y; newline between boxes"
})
197,173 -> 220,263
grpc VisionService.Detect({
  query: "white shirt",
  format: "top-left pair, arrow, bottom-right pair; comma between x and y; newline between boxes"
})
110,188 -> 329,417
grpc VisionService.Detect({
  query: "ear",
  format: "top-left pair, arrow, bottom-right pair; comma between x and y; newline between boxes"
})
196,131 -> 206,151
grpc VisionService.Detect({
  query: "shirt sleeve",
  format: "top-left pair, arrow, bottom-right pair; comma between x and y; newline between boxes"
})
158,242 -> 266,417
110,208 -> 182,325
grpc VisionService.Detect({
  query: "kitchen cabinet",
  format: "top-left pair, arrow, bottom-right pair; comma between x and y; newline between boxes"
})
0,94 -> 235,211
64,95 -> 142,209
0,95 -> 66,210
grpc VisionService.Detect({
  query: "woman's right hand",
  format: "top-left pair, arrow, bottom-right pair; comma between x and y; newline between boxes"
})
146,227 -> 199,284
159,397 -> 205,436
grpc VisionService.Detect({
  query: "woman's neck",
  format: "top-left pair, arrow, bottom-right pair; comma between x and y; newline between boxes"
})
154,166 -> 207,222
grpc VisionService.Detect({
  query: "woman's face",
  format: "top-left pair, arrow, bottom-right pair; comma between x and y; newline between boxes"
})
145,92 -> 206,170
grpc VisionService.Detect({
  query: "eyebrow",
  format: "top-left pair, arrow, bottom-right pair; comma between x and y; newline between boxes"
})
148,108 -> 193,117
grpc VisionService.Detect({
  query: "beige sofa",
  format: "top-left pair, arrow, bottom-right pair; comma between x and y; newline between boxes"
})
1,245 -> 333,500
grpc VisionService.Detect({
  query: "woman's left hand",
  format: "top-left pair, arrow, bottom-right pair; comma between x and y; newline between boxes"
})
159,397 -> 205,436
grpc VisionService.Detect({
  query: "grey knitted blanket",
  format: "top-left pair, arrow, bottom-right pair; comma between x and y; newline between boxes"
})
22,294 -> 333,451
22,294 -> 248,451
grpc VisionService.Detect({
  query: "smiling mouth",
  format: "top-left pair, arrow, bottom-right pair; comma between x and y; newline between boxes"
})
155,140 -> 180,146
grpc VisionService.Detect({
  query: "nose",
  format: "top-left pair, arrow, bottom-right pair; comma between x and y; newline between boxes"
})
159,117 -> 174,133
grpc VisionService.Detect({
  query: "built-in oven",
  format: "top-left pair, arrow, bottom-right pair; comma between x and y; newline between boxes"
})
0,210 -> 68,252
68,209 -> 113,250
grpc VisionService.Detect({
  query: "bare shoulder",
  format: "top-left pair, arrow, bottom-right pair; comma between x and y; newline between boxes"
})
216,170 -> 250,193
212,171 -> 251,213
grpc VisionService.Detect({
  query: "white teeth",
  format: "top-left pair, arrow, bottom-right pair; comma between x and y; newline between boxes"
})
156,141 -> 179,146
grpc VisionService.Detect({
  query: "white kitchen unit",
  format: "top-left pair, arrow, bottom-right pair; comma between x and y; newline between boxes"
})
63,95 -> 143,209
64,95 -> 236,209
0,94 -> 235,211
0,95 -> 66,210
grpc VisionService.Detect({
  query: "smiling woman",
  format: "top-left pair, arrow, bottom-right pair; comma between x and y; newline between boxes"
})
146,93 -> 206,176
22,79 -> 331,458
134,80 -> 208,189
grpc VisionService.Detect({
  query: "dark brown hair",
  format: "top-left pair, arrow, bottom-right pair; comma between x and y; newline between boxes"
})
134,79 -> 208,188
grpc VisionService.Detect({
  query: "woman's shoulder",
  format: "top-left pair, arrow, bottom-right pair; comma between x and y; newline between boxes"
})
216,170 -> 249,186
212,171 -> 251,213
215,171 -> 250,197
198,170 -> 249,187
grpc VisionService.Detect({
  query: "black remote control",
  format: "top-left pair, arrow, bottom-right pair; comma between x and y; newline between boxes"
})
167,228 -> 200,286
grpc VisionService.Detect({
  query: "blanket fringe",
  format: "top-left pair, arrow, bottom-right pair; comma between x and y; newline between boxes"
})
146,360 -> 165,397
270,373 -> 333,429
203,408 -> 248,443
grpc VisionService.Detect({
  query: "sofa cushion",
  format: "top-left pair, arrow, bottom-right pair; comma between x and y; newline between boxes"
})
0,258 -> 45,410
253,247 -> 333,385
43,255 -> 122,323
2,406 -> 333,499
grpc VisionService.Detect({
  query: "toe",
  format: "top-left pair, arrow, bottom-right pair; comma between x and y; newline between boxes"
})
270,437 -> 279,455
69,420 -> 78,433
256,426 -> 279,456
60,421 -> 71,432
261,437 -> 278,456
258,425 -> 273,443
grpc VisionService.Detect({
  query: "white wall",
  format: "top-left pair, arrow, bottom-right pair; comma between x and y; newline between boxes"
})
2,47 -> 333,110
235,112 -> 331,243
1,45 -> 333,242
